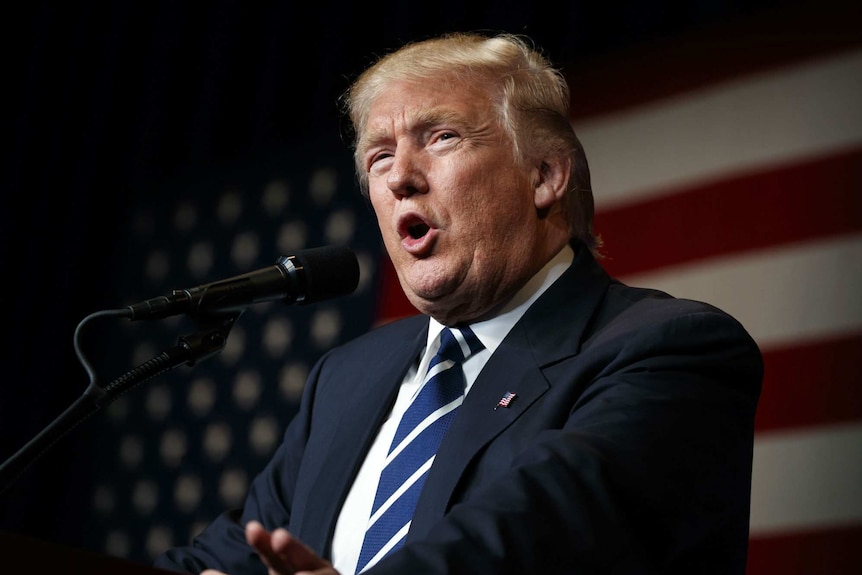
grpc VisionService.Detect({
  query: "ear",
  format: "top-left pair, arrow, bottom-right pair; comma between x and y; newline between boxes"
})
533,155 -> 572,210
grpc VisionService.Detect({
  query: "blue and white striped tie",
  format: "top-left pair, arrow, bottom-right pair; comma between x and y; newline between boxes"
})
356,326 -> 484,573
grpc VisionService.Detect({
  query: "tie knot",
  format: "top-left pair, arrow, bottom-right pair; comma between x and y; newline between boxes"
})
436,326 -> 484,364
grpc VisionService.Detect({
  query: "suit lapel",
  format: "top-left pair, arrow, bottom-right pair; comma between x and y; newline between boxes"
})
299,317 -> 428,554
408,244 -> 611,539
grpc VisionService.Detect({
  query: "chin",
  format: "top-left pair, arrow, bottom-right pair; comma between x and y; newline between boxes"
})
403,290 -> 439,313
401,287 -> 444,315
400,270 -> 450,301
409,293 -> 481,325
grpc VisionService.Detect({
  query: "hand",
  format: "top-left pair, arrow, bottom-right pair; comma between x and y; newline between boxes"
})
201,520 -> 339,575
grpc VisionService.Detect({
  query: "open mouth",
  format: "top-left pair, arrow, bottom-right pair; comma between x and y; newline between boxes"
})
399,213 -> 432,240
397,212 -> 437,255
408,222 -> 430,239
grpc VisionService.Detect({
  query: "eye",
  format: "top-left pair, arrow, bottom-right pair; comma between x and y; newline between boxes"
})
428,131 -> 459,151
369,151 -> 392,165
367,151 -> 394,175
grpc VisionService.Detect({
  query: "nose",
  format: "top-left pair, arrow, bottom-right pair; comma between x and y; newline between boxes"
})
386,148 -> 428,198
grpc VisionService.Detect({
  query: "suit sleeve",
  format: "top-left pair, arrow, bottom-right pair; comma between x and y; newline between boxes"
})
366,305 -> 763,574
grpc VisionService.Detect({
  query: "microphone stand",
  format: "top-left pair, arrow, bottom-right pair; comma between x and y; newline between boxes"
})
0,309 -> 241,495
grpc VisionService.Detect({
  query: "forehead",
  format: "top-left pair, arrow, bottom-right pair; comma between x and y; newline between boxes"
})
361,78 -> 497,139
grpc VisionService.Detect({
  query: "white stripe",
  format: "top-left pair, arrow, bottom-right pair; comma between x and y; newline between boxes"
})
386,396 -> 463,463
424,358 -> 455,382
367,456 -> 435,528
750,422 -> 862,535
576,49 -> 862,209
451,328 -> 472,357
618,233 -> 862,351
359,521 -> 411,573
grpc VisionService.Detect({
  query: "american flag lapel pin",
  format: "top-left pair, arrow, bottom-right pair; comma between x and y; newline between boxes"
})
495,391 -> 517,410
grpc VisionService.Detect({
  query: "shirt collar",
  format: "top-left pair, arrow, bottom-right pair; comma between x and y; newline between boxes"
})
426,244 -> 575,355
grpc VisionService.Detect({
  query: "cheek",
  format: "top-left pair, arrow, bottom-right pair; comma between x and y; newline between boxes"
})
368,188 -> 393,223
465,185 -> 532,232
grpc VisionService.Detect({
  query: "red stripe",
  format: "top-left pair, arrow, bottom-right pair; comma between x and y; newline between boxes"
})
747,524 -> 862,575
755,333 -> 862,433
568,1 -> 862,120
594,146 -> 862,278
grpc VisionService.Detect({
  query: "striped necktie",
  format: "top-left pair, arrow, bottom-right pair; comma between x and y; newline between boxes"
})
355,326 -> 484,573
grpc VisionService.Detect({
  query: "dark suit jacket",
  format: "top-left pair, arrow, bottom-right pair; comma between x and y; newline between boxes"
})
156,243 -> 763,574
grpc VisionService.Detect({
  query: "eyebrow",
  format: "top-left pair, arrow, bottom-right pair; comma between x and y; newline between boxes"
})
358,106 -> 468,157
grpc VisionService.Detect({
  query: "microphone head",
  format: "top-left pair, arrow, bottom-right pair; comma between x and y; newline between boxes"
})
292,245 -> 360,304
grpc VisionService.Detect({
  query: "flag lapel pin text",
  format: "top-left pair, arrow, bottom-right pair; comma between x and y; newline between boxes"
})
495,391 -> 517,410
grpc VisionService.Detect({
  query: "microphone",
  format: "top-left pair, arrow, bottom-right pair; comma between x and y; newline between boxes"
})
127,245 -> 360,321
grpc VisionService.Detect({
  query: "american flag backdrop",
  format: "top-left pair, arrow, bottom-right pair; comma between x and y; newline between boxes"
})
575,52 -> 862,574
568,15 -> 862,574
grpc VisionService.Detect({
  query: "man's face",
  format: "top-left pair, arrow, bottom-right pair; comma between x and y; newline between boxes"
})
360,78 -> 547,324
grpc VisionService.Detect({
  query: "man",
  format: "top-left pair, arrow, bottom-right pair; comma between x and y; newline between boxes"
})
155,32 -> 763,574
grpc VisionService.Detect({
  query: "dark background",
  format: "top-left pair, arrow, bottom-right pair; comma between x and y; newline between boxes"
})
2,0 -> 822,566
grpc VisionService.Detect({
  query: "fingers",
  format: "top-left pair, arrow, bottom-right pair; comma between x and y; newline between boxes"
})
245,521 -> 335,575
269,528 -> 331,571
245,521 -> 283,574
245,520 -> 275,555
